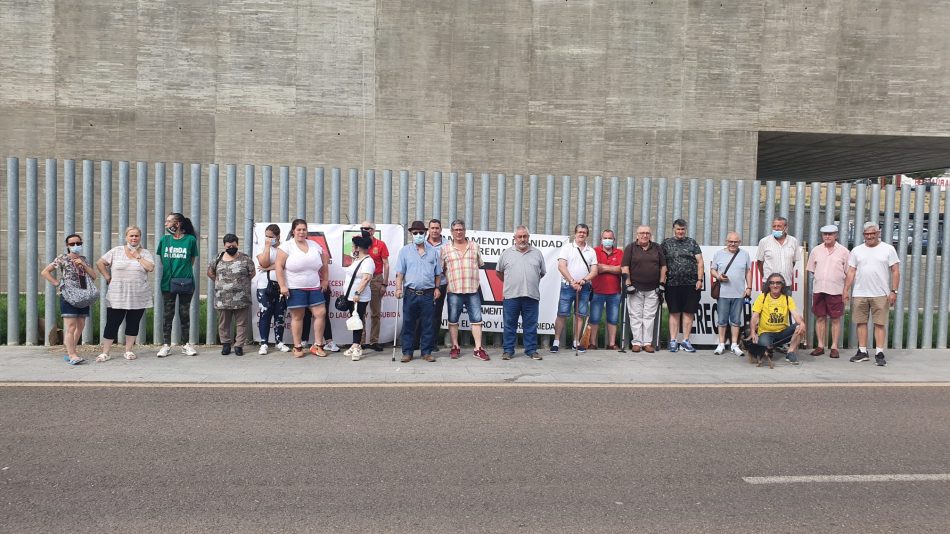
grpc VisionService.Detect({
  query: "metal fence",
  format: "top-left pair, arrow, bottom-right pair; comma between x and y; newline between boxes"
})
3,157 -> 949,350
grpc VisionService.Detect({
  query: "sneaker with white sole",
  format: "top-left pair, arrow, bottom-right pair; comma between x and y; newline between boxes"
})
325,340 -> 340,352
182,343 -> 198,356
680,340 -> 697,353
731,343 -> 743,356
351,347 -> 362,361
668,340 -> 678,352
713,343 -> 725,355
276,342 -> 291,353
157,344 -> 171,358
258,344 -> 268,355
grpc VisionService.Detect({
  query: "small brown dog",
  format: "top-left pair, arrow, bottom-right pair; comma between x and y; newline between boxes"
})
738,327 -> 774,369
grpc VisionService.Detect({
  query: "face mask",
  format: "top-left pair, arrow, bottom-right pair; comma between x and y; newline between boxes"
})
127,243 -> 139,250
361,230 -> 372,238
68,245 -> 82,254
269,238 -> 279,246
225,246 -> 238,256
602,239 -> 614,248
772,230 -> 784,239
412,234 -> 425,245
166,225 -> 178,234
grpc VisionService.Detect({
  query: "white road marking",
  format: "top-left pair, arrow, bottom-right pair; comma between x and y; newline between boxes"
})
743,474 -> 950,484
0,381 -> 949,389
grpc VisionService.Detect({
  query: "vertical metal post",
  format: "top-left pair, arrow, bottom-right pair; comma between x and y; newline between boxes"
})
608,176 -> 620,241
624,177 -> 635,246
99,160 -> 113,340
207,164 -> 219,344
824,183 -> 837,227
780,181 -> 791,220
496,174 -> 506,232
153,162 -> 166,344
315,167 -> 326,224
734,180 -> 745,239
544,175 -> 555,234
672,177 -> 683,224
226,164 -> 237,234
849,184 -> 867,348
262,165 -> 272,222
6,158 -> 19,345
44,159 -> 58,346
748,181 -> 760,242
839,183 -> 852,252
364,169 -> 377,224
82,160 -> 95,343
346,168 -> 358,224
64,160 -> 76,236
331,167 -> 342,224
136,161 -> 148,340
893,184 -> 911,348
399,170 -> 409,228
807,182 -> 821,345
794,182 -> 806,246
118,161 -> 130,236
937,186 -> 950,348
279,166 -> 290,222
764,181 -> 776,233
172,162 -> 183,214
576,175 -> 587,224
591,175 -> 602,239
907,186 -> 926,349
447,172 -> 458,223
528,175 -> 539,233
25,159 -> 38,344
432,171 -> 442,221
560,176 -> 571,234
383,170 -> 393,224
687,179 -> 698,242
465,172 -> 475,228
295,166 -> 306,220
514,174 -> 525,230
655,178 -> 668,242
640,177 -> 651,227
481,173 -> 491,232
702,179 -> 714,245
921,187 -> 939,349
193,163 -> 204,344
870,183 -> 881,229
718,180 -> 730,244
415,170 -> 425,222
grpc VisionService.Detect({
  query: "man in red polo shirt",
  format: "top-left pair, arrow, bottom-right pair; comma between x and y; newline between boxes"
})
589,229 -> 624,350
360,220 -> 390,351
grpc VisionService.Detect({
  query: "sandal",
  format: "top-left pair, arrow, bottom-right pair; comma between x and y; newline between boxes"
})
293,346 -> 305,358
64,355 -> 85,365
95,353 -> 111,363
310,344 -> 327,357
124,351 -> 137,360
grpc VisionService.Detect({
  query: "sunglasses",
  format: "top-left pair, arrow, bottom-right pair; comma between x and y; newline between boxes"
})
768,281 -> 783,286
360,227 -> 373,231
410,231 -> 425,236
67,241 -> 83,246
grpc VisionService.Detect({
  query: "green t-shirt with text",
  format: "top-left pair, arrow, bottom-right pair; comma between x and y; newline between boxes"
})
157,233 -> 198,292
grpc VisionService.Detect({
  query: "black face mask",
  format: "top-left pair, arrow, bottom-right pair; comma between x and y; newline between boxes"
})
225,246 -> 238,256
361,230 -> 372,238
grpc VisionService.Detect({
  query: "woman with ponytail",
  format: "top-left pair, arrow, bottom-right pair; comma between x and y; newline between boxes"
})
156,212 -> 199,357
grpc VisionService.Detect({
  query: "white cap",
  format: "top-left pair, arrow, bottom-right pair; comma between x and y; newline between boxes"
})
820,224 -> 838,233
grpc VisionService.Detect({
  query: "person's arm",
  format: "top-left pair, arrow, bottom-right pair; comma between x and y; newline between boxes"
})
888,263 -> 900,306
584,263 -> 599,283
41,261 -> 60,287
79,257 -> 97,280
557,258 -> 573,285
495,253 -> 506,282
842,265 -> 856,303
96,255 -> 111,283
275,249 -> 290,297
749,311 -> 760,343
395,272 -> 405,299
257,242 -> 272,268
207,258 -> 217,281
136,250 -> 155,272
319,259 -> 329,292
744,263 -> 753,298
695,253 -> 704,290
792,310 -> 806,334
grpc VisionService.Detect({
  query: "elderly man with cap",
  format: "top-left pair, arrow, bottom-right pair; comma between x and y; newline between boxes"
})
394,220 -> 442,363
806,224 -> 850,358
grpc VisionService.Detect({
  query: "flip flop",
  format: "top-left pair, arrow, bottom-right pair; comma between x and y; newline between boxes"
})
64,355 -> 84,365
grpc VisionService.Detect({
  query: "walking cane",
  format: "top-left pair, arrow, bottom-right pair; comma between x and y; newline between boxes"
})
653,289 -> 665,349
618,290 -> 628,353
391,297 -> 402,362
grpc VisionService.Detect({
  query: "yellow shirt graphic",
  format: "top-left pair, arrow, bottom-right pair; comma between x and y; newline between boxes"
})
752,293 -> 796,334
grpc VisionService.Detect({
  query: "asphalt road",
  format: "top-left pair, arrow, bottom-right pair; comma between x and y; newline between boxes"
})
2,385 -> 949,533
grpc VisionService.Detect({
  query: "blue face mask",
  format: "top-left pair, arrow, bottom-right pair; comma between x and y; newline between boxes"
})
772,230 -> 784,239
270,238 -> 279,246
69,245 -> 82,254
412,234 -> 425,245
602,239 -> 614,248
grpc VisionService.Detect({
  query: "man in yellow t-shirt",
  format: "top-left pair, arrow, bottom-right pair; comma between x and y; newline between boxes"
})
750,273 -> 806,365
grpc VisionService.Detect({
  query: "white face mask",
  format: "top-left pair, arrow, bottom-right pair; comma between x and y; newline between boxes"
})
412,234 -> 425,245
68,245 -> 82,255
127,242 -> 140,250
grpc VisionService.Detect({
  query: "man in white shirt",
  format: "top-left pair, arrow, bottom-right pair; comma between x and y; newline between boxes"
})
552,224 -> 598,353
842,222 -> 900,366
756,217 -> 799,294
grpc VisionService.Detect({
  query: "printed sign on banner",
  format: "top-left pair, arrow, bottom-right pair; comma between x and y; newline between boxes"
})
688,245 -> 804,346
436,231 -> 568,334
250,223 -> 404,343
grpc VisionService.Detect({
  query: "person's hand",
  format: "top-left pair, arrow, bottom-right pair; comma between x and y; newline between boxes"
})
695,279 -> 703,291
72,258 -> 85,268
795,323 -> 805,335
656,283 -> 666,295
320,279 -> 329,292
104,276 -> 111,284
887,292 -> 897,307
395,288 -> 403,299
433,287 -> 440,300
842,293 -> 850,304
751,333 -> 759,344
719,274 -> 729,282
625,285 -> 636,295
280,286 -> 289,298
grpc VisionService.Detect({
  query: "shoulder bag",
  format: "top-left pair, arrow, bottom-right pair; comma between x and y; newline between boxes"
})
710,249 -> 740,300
60,260 -> 100,308
335,258 -> 368,312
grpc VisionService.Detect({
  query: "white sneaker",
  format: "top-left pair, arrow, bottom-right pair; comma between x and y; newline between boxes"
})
343,345 -> 356,357
713,343 -> 725,355
351,346 -> 362,361
731,343 -> 743,356
182,343 -> 198,356
258,344 -> 268,355
157,344 -> 171,358
325,340 -> 340,352
276,342 -> 291,353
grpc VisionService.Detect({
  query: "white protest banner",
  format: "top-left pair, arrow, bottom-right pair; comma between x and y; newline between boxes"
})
436,230 -> 568,334
688,245 -> 804,346
250,223 -> 404,343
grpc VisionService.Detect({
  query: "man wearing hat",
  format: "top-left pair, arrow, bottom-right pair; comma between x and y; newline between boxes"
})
394,220 -> 442,362
805,224 -> 850,358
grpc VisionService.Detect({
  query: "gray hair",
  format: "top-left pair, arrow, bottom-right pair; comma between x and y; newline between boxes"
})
450,219 -> 466,229
863,222 -> 880,232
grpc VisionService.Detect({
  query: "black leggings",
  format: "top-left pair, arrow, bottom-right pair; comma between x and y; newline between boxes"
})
352,301 -> 369,344
102,308 -> 147,341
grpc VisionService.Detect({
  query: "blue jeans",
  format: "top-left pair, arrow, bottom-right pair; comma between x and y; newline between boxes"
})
758,324 -> 796,348
590,292 -> 621,325
557,283 -> 592,317
402,290 -> 435,356
502,297 -> 540,355
257,289 -> 287,343
447,292 -> 483,324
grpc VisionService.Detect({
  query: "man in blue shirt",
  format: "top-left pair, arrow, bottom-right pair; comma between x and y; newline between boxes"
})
395,220 -> 443,362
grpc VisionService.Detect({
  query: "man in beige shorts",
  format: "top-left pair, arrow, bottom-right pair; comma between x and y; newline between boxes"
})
843,222 -> 900,366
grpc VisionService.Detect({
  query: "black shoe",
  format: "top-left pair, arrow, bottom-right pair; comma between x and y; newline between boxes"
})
369,343 -> 383,352
850,350 -> 869,363
875,352 -> 886,366
234,346 -> 244,356
221,343 -> 231,355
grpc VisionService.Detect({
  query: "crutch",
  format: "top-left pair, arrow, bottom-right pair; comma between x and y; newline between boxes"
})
618,289 -> 629,353
391,297 -> 402,362
652,289 -> 664,349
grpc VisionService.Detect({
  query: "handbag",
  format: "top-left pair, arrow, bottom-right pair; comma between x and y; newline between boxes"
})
335,258 -> 368,312
711,249 -> 740,300
170,277 -> 195,295
263,271 -> 281,301
60,261 -> 100,308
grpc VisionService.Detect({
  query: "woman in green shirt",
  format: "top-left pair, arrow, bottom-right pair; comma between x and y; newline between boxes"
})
156,212 -> 199,357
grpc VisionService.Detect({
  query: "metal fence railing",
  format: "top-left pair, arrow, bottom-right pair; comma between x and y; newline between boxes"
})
3,157 -> 949,350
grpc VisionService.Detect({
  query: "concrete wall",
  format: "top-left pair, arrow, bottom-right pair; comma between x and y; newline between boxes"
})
1,0 -> 948,179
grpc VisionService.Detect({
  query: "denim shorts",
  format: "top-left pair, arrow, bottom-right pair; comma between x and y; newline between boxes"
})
447,292 -> 483,324
716,297 -> 743,326
590,292 -> 621,325
60,295 -> 90,318
558,283 -> 591,317
286,288 -> 325,309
